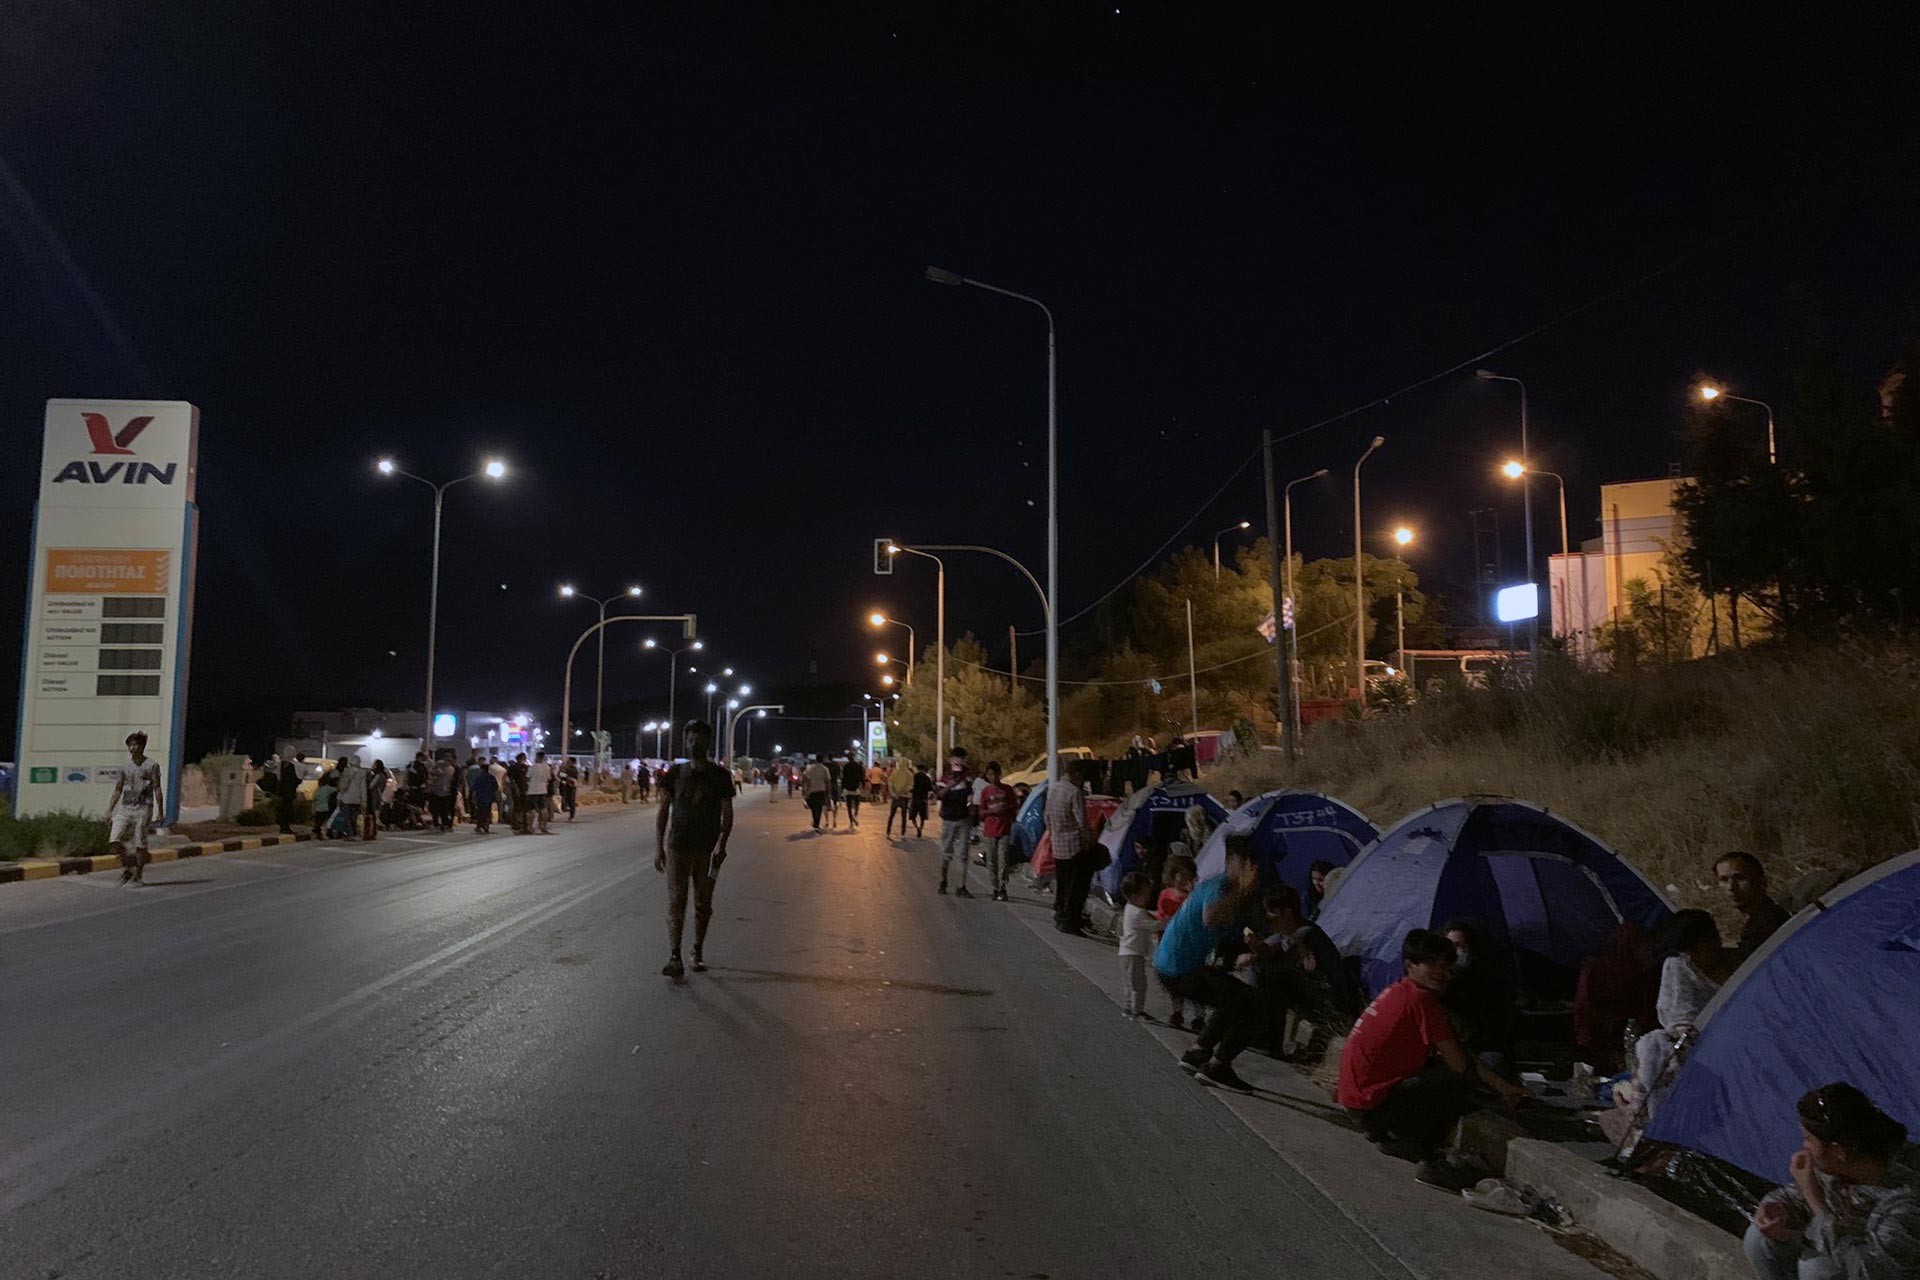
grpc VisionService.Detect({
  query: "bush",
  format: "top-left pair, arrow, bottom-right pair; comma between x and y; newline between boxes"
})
237,795 -> 310,827
0,810 -> 110,861
235,803 -> 274,827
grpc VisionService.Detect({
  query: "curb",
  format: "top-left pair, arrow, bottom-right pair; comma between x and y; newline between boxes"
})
0,832 -> 311,886
1505,1138 -> 1748,1280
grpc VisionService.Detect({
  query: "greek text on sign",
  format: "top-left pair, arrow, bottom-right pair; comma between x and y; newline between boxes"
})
45,549 -> 172,595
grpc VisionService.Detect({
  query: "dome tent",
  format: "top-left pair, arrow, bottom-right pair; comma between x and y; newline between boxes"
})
1092,781 -> 1229,898
1646,851 -> 1920,1181
1193,788 -> 1378,894
1316,797 -> 1673,997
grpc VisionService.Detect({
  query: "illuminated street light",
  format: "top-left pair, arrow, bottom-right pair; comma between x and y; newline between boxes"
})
375,455 -> 511,751
559,581 -> 651,764
1501,459 -> 1525,480
882,673 -> 896,687
1695,381 -> 1777,465
874,652 -> 890,667
1212,519 -> 1253,580
867,613 -> 915,684
1393,525 -> 1414,547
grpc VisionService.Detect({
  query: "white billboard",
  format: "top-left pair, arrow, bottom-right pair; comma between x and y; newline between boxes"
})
14,400 -> 200,822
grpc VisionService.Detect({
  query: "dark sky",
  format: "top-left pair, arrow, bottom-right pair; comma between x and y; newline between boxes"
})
3,3 -> 1915,754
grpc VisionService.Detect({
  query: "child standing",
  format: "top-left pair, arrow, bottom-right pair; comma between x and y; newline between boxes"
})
1158,854 -> 1198,1029
1118,871 -> 1162,1019
311,771 -> 338,840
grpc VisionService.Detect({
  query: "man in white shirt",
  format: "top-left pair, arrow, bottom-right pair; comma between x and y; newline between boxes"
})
527,751 -> 555,833
107,730 -> 165,885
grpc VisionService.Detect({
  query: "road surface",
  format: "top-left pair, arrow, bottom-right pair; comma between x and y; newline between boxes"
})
1,792 -> 1609,1279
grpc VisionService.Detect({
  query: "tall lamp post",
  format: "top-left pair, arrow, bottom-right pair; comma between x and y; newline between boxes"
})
560,614 -> 697,765
884,544 -> 946,758
925,266 -> 1059,790
1477,370 -> 1536,660
1352,437 -> 1385,707
559,583 -> 643,773
1696,383 -> 1777,465
1284,467 -> 1328,742
1391,525 -> 1416,679
375,456 -> 508,754
1212,520 -> 1252,580
640,637 -> 703,757
1503,459 -> 1575,653
867,612 -> 915,684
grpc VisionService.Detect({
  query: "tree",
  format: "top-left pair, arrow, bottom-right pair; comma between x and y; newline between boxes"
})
886,635 -> 1043,769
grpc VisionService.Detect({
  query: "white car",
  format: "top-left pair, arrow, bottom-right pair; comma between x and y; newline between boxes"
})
999,747 -> 1093,789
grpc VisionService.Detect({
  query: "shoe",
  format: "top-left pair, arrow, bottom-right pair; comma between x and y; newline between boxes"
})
121,867 -> 134,884
955,886 -> 973,898
1180,1046 -> 1212,1073
937,881 -> 948,895
691,953 -> 707,973
1414,1159 -> 1480,1192
1167,1011 -> 1186,1030
1376,1137 -> 1431,1163
1199,1061 -> 1255,1093
661,956 -> 685,979
1055,924 -> 1087,937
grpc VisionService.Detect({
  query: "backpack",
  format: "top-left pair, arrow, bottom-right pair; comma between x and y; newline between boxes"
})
938,775 -> 974,821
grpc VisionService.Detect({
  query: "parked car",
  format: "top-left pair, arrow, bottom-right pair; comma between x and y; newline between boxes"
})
999,747 -> 1094,789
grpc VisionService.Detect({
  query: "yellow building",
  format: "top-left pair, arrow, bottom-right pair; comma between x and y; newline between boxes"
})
1548,477 -> 1689,662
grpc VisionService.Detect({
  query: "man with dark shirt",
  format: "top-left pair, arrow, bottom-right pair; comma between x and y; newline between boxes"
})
1716,851 -> 1792,960
655,720 -> 734,979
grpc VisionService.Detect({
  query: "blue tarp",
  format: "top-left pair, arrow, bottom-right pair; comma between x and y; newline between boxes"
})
1316,798 -> 1672,996
1010,783 -> 1050,859
1193,789 -> 1378,895
1093,782 -> 1230,897
1646,852 -> 1920,1181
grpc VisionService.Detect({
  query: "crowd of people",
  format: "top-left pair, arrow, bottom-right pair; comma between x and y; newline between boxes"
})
263,748 -> 600,839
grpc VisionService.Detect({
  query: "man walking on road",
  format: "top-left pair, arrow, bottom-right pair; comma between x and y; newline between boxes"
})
107,730 -> 164,885
885,759 -> 914,838
841,756 -> 867,830
1048,760 -> 1096,934
528,750 -> 554,833
936,747 -> 981,897
802,756 -> 832,831
655,720 -> 734,979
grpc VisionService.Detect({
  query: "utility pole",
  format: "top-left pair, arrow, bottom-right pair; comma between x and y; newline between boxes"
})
1008,624 -> 1018,696
1262,430 -> 1296,763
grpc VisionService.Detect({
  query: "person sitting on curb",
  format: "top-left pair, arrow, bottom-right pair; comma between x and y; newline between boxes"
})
1747,1082 -> 1920,1280
1337,928 -> 1527,1190
1155,834 -> 1263,1092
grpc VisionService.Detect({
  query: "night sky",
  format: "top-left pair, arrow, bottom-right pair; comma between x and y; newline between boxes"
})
3,4 -> 1914,755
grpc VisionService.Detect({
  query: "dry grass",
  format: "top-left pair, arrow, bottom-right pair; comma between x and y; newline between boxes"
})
1201,642 -> 1920,914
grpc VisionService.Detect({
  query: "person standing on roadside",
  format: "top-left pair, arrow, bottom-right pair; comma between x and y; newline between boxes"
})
469,758 -> 499,834
507,753 -> 531,833
275,753 -> 301,834
426,754 -> 457,831
655,720 -> 734,979
977,761 -> 1017,901
910,761 -> 934,839
802,755 -> 832,831
559,757 -> 581,821
365,759 -> 390,840
935,747 -> 981,897
527,750 -> 554,833
337,754 -> 367,842
885,759 -> 914,839
407,751 -> 430,816
841,756 -> 867,830
107,730 -> 164,884
1047,759 -> 1096,934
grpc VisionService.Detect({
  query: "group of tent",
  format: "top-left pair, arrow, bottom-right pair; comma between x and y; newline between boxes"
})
1009,776 -> 1919,1186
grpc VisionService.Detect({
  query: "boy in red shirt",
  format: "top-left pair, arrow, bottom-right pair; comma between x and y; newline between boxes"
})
976,762 -> 1018,901
1338,928 -> 1527,1187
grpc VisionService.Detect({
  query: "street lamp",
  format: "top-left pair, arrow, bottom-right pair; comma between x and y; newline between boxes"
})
558,582 -> 644,773
868,612 -> 915,684
1696,382 -> 1778,465
885,543 -> 946,757
704,681 -> 720,729
374,455 -> 508,753
1353,437 -> 1385,708
1390,525 -> 1417,679
925,266 -> 1060,790
1477,369 -> 1536,661
1212,519 -> 1252,580
639,637 -> 703,758
1501,458 -> 1577,655
1283,467 -> 1328,746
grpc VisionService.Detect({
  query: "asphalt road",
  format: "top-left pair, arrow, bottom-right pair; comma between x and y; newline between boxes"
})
1,792 -> 1608,1280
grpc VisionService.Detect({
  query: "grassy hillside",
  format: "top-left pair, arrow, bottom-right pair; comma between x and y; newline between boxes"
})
1203,643 -> 1920,914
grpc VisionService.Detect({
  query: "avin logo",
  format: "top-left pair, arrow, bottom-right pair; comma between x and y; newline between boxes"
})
52,412 -> 176,486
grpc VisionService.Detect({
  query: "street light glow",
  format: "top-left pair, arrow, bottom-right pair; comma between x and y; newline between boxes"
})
1393,525 -> 1415,547
642,638 -> 657,649
1697,384 -> 1722,402
1501,459 -> 1525,480
884,543 -> 901,555
559,584 -> 576,597
1237,520 -> 1251,530
626,585 -> 643,597
868,611 -> 886,627
704,682 -> 718,694
376,458 -> 395,475
882,673 -> 895,686
483,459 -> 507,479
722,667 -> 734,677
738,684 -> 752,696
874,652 -> 890,666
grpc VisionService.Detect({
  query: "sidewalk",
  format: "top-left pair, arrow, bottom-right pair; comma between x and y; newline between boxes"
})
0,831 -> 311,885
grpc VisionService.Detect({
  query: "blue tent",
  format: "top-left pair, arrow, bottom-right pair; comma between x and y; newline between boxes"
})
1646,851 -> 1920,1181
1194,789 -> 1378,895
1010,783 -> 1050,860
1316,798 -> 1673,996
1093,781 -> 1230,897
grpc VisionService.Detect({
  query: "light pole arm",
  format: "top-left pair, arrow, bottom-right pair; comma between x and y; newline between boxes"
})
725,704 -> 785,768
906,543 -> 1051,626
563,614 -> 695,773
